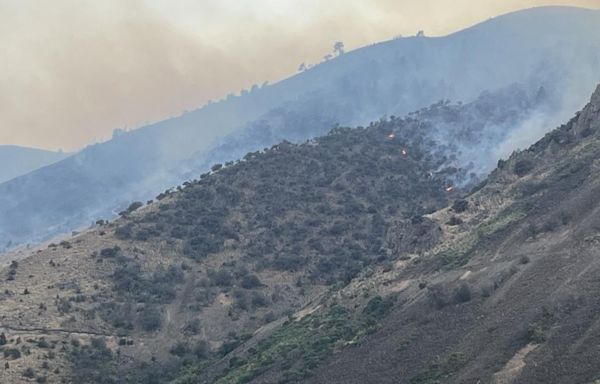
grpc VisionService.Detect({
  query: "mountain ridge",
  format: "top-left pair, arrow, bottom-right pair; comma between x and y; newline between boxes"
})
0,145 -> 70,185
1,6 -> 599,251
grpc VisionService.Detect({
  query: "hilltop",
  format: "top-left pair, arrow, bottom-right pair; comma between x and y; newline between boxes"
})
0,146 -> 70,184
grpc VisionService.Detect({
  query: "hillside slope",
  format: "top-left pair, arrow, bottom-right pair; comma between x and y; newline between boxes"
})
1,84 -> 600,384
1,6 -> 599,251
233,84 -> 600,384
0,146 -> 70,184
0,97 -> 479,383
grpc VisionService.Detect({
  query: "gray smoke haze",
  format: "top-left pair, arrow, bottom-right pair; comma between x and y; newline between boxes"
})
190,7 -> 600,182
0,6 -> 599,254
1,1 -> 598,150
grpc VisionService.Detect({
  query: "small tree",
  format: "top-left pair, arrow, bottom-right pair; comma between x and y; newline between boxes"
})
241,274 -> 262,289
454,283 -> 472,303
514,159 -> 534,177
447,216 -> 463,226
452,199 -> 469,213
126,201 -> 143,213
23,367 -> 35,378
139,306 -> 162,332
169,342 -> 189,357
251,292 -> 269,308
194,340 -> 210,359
100,246 -> 120,258
333,41 -> 345,56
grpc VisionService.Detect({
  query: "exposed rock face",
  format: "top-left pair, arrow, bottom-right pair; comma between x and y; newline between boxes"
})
574,84 -> 600,134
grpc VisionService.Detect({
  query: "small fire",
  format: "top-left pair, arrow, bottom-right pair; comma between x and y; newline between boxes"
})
387,133 -> 395,139
401,149 -> 408,156
445,186 -> 454,192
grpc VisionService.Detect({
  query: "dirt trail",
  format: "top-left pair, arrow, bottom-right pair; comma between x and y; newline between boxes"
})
0,324 -> 113,337
492,343 -> 538,383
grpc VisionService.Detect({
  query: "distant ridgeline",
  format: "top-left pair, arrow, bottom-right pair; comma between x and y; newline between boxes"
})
1,6 -> 599,251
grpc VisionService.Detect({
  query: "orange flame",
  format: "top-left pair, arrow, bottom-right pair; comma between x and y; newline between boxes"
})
445,186 -> 454,192
387,133 -> 395,139
401,149 -> 407,156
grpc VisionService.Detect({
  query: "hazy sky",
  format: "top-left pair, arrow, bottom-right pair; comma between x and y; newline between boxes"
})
1,0 -> 598,151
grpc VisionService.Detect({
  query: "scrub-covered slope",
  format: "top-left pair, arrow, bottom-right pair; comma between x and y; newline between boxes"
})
263,84 -> 600,384
0,94 -> 494,383
1,84 -> 600,384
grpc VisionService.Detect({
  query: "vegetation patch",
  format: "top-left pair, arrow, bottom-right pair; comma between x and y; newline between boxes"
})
409,352 -> 468,384
114,119 -> 465,286
436,208 -> 526,269
174,296 -> 396,384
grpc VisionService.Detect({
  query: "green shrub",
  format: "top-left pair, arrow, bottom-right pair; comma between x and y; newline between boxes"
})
210,269 -> 233,287
527,323 -> 546,344
138,306 -> 162,332
446,216 -> 463,226
69,335 -> 115,384
514,159 -> 534,177
114,224 -> 133,240
453,283 -> 472,303
120,201 -> 143,216
100,246 -> 120,258
251,292 -> 269,308
170,342 -> 189,357
193,340 -> 210,359
183,319 -> 201,335
3,348 -> 21,359
241,274 -> 262,289
23,368 -> 35,378
452,200 -> 469,213
363,295 -> 396,319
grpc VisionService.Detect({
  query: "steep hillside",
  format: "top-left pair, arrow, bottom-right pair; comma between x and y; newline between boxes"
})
208,85 -> 600,384
0,102 -> 477,383
2,6 -> 599,251
0,146 -> 70,184
2,84 -> 600,384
